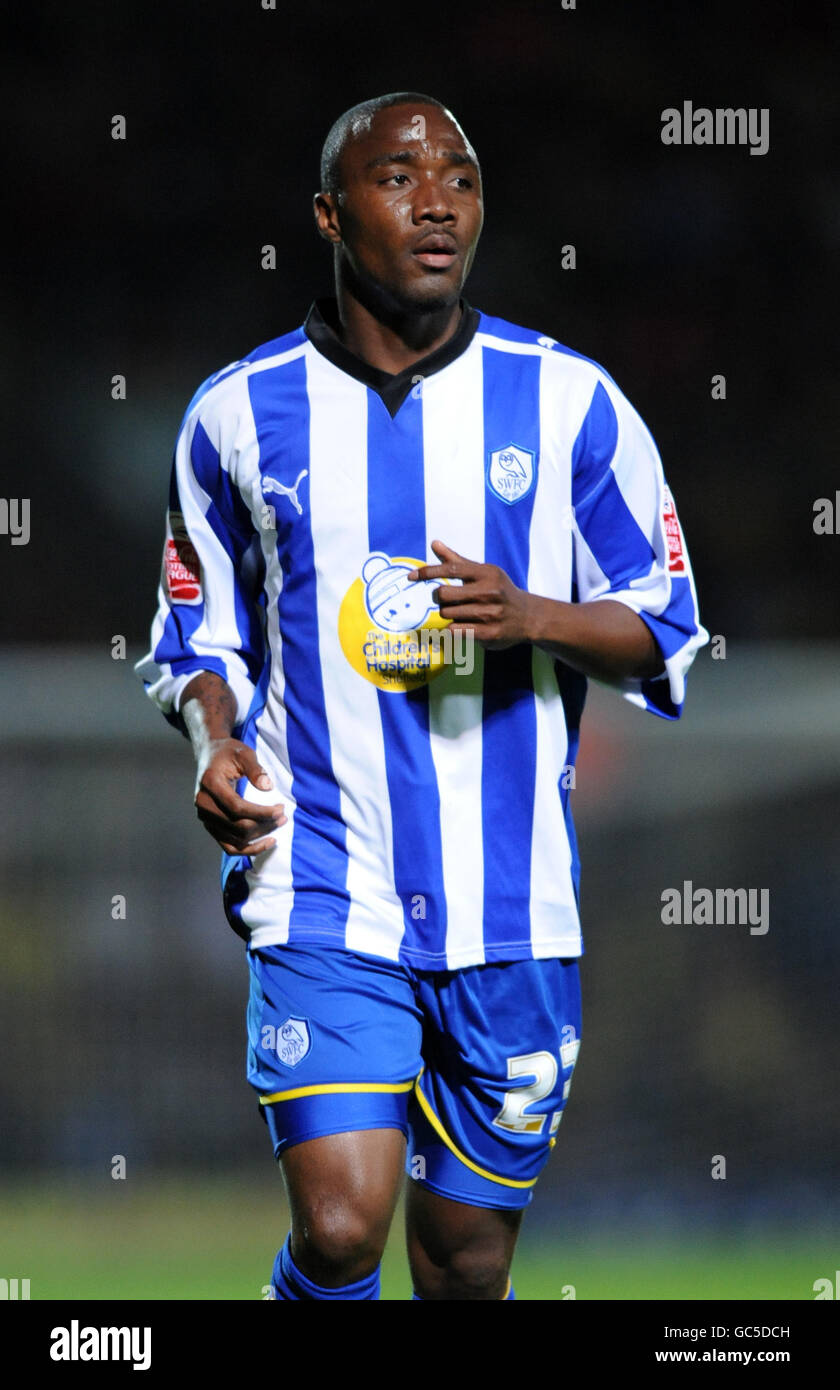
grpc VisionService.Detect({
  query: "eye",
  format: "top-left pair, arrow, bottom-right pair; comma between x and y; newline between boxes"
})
381,172 -> 411,185
453,175 -> 474,188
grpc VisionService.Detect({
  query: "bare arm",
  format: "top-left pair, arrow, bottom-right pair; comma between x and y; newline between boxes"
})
410,540 -> 664,682
520,593 -> 663,681
181,671 -> 286,854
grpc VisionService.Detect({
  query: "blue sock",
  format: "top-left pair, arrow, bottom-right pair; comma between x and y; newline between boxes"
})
412,1279 -> 515,1300
270,1234 -> 381,1301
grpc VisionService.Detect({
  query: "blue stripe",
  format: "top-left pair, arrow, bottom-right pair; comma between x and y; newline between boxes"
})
248,356 -> 350,937
572,383 -> 656,586
366,390 -> 446,960
247,325 -> 307,364
154,426 -> 264,694
574,474 -> 656,588
640,576 -> 698,661
571,381 -> 618,503
635,576 -> 699,720
180,326 -> 307,424
638,676 -> 681,720
477,311 -> 620,387
190,420 -> 254,543
222,862 -> 251,939
481,347 -> 540,958
239,652 -> 273,750
190,421 -> 265,685
220,653 -> 272,905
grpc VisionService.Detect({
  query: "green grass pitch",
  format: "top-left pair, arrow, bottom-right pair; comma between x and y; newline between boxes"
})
0,1174 -> 830,1301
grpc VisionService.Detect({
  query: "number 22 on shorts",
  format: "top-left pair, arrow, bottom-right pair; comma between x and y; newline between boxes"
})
493,1041 -> 580,1136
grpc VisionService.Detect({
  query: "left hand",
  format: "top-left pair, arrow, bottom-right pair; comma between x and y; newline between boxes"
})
408,539 -> 534,650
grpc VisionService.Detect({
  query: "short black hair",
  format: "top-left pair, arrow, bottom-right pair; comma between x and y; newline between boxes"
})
320,92 -> 450,195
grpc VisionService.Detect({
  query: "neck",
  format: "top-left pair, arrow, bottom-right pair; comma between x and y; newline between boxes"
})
333,271 -> 463,375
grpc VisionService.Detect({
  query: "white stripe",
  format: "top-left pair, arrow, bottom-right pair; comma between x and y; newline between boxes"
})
474,330 -> 555,358
304,348 -> 406,960
229,377 -> 296,940
526,357 -> 580,953
602,379 -> 664,552
242,587 -> 295,944
183,342 -> 308,432
422,351 -> 487,968
145,409 -> 256,721
528,649 -> 581,954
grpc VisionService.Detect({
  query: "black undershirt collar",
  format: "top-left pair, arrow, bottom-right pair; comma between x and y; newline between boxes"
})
304,296 -> 480,418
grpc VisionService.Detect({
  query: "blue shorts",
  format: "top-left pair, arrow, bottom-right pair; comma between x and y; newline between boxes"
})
246,943 -> 581,1211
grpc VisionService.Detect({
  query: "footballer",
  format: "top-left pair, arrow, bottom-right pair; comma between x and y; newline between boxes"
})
137,92 -> 707,1300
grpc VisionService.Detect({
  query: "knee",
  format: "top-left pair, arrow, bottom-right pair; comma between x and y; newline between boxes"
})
292,1199 -> 387,1286
422,1244 -> 510,1301
445,1245 -> 510,1299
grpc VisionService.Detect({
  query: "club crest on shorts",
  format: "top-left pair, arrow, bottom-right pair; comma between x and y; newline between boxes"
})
276,1016 -> 311,1068
487,444 -> 536,505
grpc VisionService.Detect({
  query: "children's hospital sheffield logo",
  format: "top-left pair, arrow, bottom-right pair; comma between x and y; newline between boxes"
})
487,444 -> 536,505
362,553 -> 439,632
338,551 -> 458,692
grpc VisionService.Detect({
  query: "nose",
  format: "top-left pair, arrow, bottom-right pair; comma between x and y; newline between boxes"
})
412,173 -> 456,223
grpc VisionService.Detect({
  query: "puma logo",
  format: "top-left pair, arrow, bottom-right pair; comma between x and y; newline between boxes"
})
262,469 -> 308,515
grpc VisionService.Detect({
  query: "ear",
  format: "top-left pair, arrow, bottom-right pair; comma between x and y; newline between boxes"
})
313,191 -> 342,245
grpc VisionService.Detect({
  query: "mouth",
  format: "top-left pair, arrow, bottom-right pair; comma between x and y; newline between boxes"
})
412,235 -> 459,270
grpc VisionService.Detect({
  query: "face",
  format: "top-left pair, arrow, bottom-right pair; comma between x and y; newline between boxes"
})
315,104 -> 484,313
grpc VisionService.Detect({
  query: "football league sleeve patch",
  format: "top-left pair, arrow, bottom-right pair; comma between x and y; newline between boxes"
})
570,378 -> 709,719
135,406 -> 266,733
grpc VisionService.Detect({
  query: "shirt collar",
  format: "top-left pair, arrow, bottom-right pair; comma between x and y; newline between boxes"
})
303,297 -> 480,417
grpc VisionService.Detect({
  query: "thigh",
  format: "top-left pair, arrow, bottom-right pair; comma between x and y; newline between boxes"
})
283,1128 -> 408,1273
246,941 -> 424,1160
406,1181 -> 523,1299
406,956 -> 582,1212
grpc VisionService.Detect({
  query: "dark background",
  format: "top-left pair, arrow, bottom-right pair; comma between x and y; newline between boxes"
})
1,0 -> 838,1296
5,0 -> 839,644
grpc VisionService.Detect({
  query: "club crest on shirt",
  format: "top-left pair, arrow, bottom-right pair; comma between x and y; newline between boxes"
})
275,1016 -> 311,1068
487,444 -> 536,505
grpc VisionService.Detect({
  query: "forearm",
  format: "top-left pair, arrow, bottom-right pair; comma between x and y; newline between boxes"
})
524,596 -> 664,682
179,671 -> 283,849
181,671 -> 238,761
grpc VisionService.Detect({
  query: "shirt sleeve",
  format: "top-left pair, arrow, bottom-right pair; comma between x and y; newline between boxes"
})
134,400 -> 266,735
570,377 -> 708,719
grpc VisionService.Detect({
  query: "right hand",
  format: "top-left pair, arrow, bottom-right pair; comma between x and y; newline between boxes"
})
193,738 -> 287,855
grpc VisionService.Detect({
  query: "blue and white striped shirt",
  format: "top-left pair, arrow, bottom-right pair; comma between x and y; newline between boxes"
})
137,300 -> 707,969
